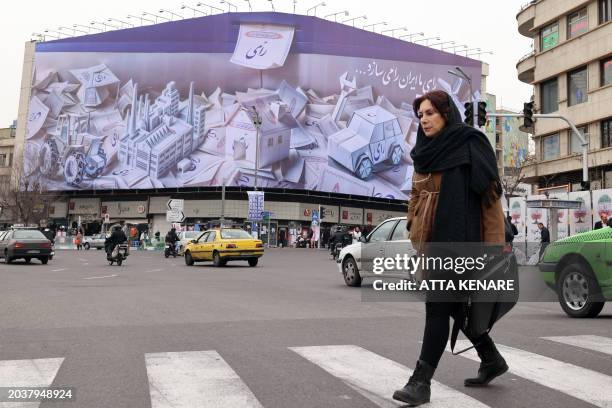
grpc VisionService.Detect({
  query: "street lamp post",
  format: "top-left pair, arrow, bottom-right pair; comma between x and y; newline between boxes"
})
342,15 -> 366,27
429,40 -> 454,48
108,18 -> 133,28
243,0 -> 253,12
127,14 -> 155,25
448,66 -> 474,126
306,2 -> 326,16
143,12 -> 170,23
414,36 -> 440,45
196,2 -> 224,14
363,21 -> 387,32
324,10 -> 348,22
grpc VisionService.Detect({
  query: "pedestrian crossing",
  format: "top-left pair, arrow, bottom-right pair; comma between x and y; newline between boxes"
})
1,336 -> 610,408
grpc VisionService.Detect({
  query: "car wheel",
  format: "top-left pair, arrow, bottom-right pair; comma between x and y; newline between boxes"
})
356,157 -> 373,180
248,258 -> 258,267
4,251 -> 11,264
84,243 -> 90,250
25,257 -> 31,264
185,251 -> 195,266
557,263 -> 605,318
213,251 -> 223,267
388,145 -> 402,166
40,257 -> 49,265
342,256 -> 362,287
116,258 -> 122,266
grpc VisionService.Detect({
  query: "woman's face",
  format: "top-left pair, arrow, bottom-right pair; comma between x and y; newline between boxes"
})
417,99 -> 446,138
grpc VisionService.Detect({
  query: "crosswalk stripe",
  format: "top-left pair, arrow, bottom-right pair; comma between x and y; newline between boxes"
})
290,345 -> 490,408
451,340 -> 612,408
542,335 -> 612,356
145,351 -> 263,408
0,357 -> 64,408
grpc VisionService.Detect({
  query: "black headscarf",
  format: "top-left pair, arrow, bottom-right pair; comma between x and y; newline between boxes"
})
410,94 -> 502,243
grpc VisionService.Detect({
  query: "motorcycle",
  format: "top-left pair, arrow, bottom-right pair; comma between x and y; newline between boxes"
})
164,242 -> 178,258
331,242 -> 344,260
295,236 -> 308,248
108,243 -> 129,266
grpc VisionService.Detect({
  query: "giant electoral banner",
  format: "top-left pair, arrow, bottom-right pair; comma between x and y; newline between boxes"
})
22,12 -> 481,200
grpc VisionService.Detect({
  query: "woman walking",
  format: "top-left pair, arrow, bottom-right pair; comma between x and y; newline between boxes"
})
393,90 -> 508,406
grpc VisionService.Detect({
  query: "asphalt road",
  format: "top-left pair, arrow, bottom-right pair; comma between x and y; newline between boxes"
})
0,248 -> 610,408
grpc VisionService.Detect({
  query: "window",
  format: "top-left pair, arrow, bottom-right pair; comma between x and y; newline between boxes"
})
390,219 -> 408,241
542,133 -> 560,160
570,126 -> 588,154
600,0 -> 612,23
602,118 -> 612,148
540,78 -> 558,113
13,230 -> 47,239
267,137 -> 273,147
277,134 -> 283,144
8,153 -> 12,167
541,22 -> 559,51
568,67 -> 588,106
197,232 -> 209,242
0,154 -> 5,167
206,232 -> 217,242
368,220 -> 397,242
567,8 -> 588,38
602,57 -> 612,86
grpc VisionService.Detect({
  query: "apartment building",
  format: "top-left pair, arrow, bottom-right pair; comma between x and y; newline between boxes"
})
516,0 -> 612,191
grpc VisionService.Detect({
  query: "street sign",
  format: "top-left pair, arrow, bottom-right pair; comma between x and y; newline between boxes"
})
166,210 -> 185,223
311,209 -> 320,226
247,191 -> 265,221
167,199 -> 184,211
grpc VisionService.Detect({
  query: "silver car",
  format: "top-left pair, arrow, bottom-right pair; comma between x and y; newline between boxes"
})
337,217 -> 416,286
82,233 -> 107,250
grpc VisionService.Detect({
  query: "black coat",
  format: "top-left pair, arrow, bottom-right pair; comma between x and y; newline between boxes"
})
540,227 -> 550,243
594,219 -> 612,229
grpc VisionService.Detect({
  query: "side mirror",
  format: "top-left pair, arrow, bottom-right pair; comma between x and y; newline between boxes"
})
359,236 -> 367,243
190,239 -> 198,244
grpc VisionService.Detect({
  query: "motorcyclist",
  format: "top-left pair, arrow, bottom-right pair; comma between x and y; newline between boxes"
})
329,226 -> 352,255
105,225 -> 128,260
165,228 -> 179,254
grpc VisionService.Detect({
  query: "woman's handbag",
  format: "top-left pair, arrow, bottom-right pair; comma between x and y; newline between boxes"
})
450,252 -> 519,355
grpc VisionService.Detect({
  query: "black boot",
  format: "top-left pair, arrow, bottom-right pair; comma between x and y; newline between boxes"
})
393,360 -> 435,406
464,335 -> 508,387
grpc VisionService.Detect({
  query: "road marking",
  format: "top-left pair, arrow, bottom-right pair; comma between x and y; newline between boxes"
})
291,345 -> 489,408
451,340 -> 612,408
0,357 -> 64,407
145,351 -> 263,408
51,268 -> 67,272
542,335 -> 612,356
145,268 -> 163,273
82,274 -> 118,280
78,258 -> 87,262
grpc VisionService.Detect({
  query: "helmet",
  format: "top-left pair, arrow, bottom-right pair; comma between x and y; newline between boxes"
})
170,227 -> 176,233
335,225 -> 344,233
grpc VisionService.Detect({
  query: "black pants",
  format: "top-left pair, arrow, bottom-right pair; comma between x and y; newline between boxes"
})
418,301 -> 493,368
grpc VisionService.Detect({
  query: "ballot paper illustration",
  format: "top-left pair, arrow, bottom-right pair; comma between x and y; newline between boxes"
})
230,24 -> 295,69
70,64 -> 120,107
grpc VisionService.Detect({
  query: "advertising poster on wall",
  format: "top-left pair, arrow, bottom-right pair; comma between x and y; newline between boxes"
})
591,188 -> 612,227
501,115 -> 529,172
508,196 -> 526,242
23,13 -> 481,201
568,191 -> 592,235
526,194 -> 548,261
549,192 -> 569,239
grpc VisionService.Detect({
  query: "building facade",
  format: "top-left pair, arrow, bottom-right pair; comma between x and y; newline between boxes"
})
0,124 -> 16,179
516,0 -> 612,191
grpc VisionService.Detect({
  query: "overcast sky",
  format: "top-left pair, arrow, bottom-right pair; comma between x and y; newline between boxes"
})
0,0 -> 533,127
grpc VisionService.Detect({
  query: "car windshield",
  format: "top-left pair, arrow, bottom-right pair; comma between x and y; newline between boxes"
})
13,230 -> 47,239
221,229 -> 253,239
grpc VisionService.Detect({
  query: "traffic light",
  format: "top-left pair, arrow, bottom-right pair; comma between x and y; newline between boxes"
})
464,102 -> 474,126
320,206 -> 326,219
580,181 -> 590,191
477,101 -> 487,127
523,102 -> 534,128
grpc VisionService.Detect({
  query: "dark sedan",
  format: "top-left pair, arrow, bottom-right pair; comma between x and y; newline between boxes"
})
0,229 -> 54,264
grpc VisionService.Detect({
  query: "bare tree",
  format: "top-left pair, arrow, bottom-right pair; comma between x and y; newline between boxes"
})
0,158 -> 57,226
501,154 -> 537,197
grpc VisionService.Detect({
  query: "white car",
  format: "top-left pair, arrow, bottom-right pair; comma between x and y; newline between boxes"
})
337,217 -> 416,286
178,231 -> 202,254
82,233 -> 106,250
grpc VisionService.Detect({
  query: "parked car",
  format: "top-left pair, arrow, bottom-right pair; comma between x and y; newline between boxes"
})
327,105 -> 405,179
539,227 -> 612,318
184,228 -> 264,267
337,217 -> 416,286
0,228 -> 54,264
82,233 -> 106,250
178,231 -> 202,254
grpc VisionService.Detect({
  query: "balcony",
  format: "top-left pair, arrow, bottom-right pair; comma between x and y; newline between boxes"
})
516,51 -> 535,84
517,1 -> 537,38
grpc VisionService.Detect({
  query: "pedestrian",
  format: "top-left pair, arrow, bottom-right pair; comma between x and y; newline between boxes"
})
594,213 -> 612,229
351,226 -> 362,244
307,227 -> 314,248
279,229 -> 286,248
538,222 -> 550,259
75,231 -> 83,250
393,90 -> 507,406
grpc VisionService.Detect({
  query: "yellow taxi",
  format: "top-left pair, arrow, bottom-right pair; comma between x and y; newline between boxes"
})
183,228 -> 264,267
